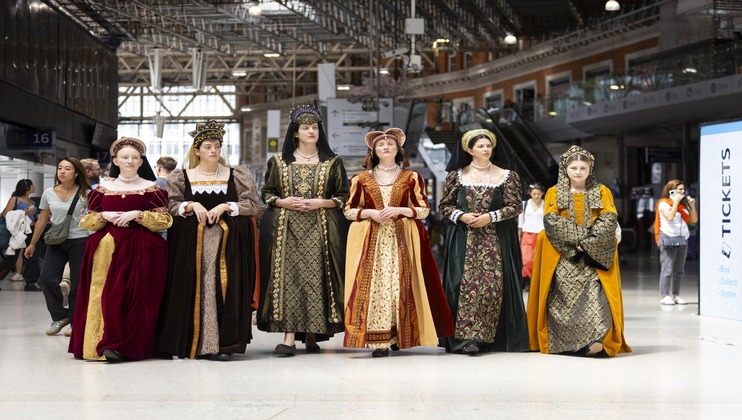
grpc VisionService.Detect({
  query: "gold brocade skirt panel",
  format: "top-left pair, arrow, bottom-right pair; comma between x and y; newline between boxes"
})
82,233 -> 115,360
365,223 -> 401,349
266,210 -> 338,335
197,224 -> 223,355
546,257 -> 612,354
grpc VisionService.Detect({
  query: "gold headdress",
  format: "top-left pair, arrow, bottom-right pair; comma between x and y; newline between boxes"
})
461,129 -> 496,151
560,145 -> 595,168
189,120 -> 225,148
110,137 -> 146,157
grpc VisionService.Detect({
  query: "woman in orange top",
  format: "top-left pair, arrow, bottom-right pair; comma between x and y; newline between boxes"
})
526,145 -> 631,357
655,180 -> 697,305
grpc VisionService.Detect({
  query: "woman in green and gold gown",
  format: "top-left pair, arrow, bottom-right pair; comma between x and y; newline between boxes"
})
258,105 -> 349,355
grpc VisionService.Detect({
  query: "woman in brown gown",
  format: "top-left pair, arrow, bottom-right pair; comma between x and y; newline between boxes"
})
158,120 -> 263,361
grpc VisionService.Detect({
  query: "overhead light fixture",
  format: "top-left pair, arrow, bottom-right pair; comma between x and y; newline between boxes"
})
245,1 -> 262,16
504,33 -> 517,45
432,38 -> 450,49
232,70 -> 247,77
264,53 -> 280,58
609,84 -> 623,90
240,106 -> 253,112
605,1 -> 620,12
378,68 -> 390,75
548,111 -> 557,116
336,84 -> 351,91
682,67 -> 697,74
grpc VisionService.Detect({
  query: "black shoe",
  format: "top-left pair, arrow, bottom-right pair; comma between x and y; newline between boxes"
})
103,349 -> 123,363
390,343 -> 400,351
275,343 -> 296,356
305,344 -> 321,354
24,282 -> 41,292
463,343 -> 480,355
371,348 -> 389,358
212,352 -> 232,361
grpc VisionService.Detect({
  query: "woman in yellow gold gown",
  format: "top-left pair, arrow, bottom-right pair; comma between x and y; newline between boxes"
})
343,128 -> 453,357
527,145 -> 631,357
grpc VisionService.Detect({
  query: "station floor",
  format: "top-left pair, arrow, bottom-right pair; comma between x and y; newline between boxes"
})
1,251 -> 740,419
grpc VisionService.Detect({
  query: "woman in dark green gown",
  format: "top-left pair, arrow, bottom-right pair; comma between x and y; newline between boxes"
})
439,128 -> 529,355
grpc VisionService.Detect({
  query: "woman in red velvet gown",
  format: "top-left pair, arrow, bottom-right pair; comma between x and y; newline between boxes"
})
70,137 -> 172,362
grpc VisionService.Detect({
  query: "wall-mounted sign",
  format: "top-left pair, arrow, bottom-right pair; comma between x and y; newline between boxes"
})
6,129 -> 55,150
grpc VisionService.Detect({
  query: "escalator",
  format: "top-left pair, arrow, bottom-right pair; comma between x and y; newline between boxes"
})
467,107 -> 557,189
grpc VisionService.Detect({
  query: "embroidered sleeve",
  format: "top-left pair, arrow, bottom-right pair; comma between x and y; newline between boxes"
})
344,174 -> 365,221
497,171 -> 522,221
167,169 -> 188,217
78,189 -> 106,231
408,171 -> 430,220
233,166 -> 264,217
261,157 -> 282,207
439,171 -> 463,224
139,189 -> 173,232
329,158 -> 350,208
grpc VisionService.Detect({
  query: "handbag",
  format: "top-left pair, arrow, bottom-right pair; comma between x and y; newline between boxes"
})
44,190 -> 80,245
0,198 -> 17,248
661,234 -> 687,248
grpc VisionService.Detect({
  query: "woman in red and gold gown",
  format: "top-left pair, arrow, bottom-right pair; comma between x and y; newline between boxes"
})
343,128 -> 453,357
70,137 -> 172,362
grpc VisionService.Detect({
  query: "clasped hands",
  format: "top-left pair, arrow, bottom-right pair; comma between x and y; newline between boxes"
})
279,197 -> 324,213
367,207 -> 409,224
190,202 -> 230,225
459,212 -> 491,228
101,210 -> 140,227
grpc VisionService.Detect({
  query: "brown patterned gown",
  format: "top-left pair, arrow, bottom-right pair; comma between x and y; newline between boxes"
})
439,169 -> 529,352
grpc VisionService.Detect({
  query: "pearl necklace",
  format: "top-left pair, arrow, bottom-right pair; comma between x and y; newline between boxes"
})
197,164 -> 222,177
376,163 -> 399,171
373,166 -> 400,187
118,174 -> 139,182
295,149 -> 319,161
471,161 -> 492,170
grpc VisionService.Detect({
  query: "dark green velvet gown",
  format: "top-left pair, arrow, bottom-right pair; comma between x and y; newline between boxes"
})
257,155 -> 349,340
439,170 -> 529,352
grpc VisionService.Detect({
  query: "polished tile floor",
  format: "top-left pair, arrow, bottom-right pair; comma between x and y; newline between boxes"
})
1,252 -> 741,419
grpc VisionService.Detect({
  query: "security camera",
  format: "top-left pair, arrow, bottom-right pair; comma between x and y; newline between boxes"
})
382,47 -> 409,59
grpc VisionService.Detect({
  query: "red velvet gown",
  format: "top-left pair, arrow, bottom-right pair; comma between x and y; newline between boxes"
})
70,185 -> 171,360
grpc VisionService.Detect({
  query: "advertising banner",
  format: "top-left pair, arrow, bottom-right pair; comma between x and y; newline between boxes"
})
699,119 -> 742,320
